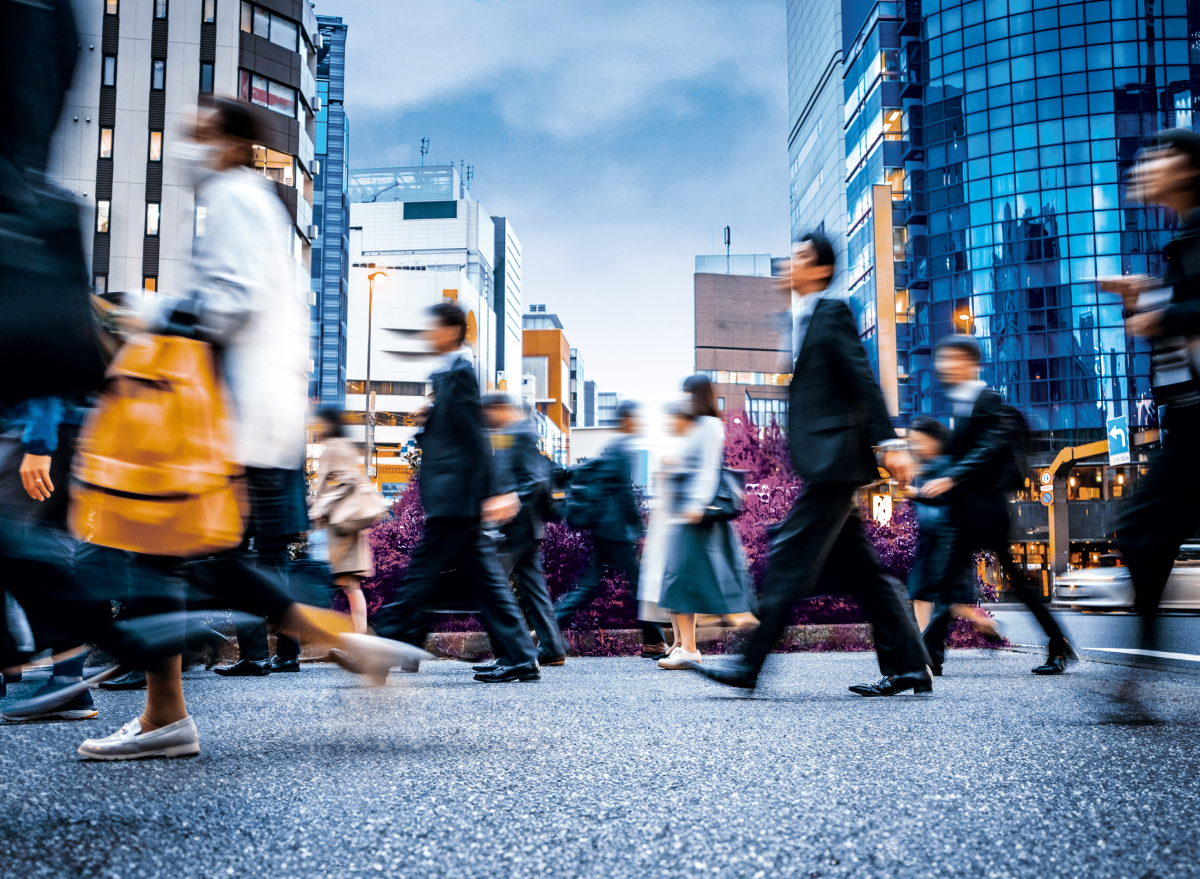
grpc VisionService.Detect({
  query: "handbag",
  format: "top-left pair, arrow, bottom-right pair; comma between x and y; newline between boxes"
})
327,481 -> 390,536
700,468 -> 746,523
69,333 -> 245,556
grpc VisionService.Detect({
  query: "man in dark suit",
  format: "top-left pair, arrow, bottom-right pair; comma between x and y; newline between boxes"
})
478,393 -> 567,667
554,402 -> 668,657
371,303 -> 540,683
686,232 -> 932,696
919,335 -> 1071,675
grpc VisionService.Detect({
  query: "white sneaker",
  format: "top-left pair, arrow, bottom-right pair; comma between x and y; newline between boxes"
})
658,647 -> 702,669
336,633 -> 435,679
78,716 -> 200,761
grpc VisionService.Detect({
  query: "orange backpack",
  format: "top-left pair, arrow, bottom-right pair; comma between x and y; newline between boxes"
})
70,333 -> 245,556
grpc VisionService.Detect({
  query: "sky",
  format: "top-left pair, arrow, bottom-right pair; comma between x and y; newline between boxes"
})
329,0 -> 791,410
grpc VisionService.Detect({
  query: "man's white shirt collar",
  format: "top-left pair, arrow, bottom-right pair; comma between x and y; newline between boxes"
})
945,379 -> 986,405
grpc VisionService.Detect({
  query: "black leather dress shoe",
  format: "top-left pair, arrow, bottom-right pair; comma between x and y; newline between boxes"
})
681,658 -> 758,690
1031,655 -> 1067,675
848,670 -> 933,697
537,653 -> 566,667
270,656 -> 301,673
472,660 -> 499,673
930,666 -> 943,677
99,669 -> 147,691
213,659 -> 272,677
474,661 -> 541,683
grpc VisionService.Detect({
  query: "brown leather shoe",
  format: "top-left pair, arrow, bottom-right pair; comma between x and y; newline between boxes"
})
538,654 -> 566,667
641,642 -> 670,660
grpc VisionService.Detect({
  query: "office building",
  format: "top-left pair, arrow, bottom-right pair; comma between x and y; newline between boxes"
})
787,0 -> 850,295
694,261 -> 791,429
596,391 -> 619,427
493,217 -> 523,391
310,14 -> 350,405
50,0 -> 320,299
522,305 -> 571,463
570,347 -> 594,427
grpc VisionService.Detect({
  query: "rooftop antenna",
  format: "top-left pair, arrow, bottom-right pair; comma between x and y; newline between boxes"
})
465,164 -> 474,191
459,159 -> 464,198
419,137 -> 429,166
724,226 -> 731,274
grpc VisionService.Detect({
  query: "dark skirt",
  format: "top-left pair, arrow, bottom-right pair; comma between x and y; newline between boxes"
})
658,520 -> 755,615
244,466 -> 310,541
908,528 -> 975,606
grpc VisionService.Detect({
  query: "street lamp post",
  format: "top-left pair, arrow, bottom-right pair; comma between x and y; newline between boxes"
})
365,271 -> 387,477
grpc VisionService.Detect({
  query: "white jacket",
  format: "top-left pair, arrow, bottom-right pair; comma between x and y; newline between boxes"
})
144,167 -> 309,469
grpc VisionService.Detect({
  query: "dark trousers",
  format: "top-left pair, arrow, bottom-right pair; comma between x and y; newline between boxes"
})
742,482 -> 930,676
923,521 -> 1067,669
373,517 -> 537,666
1118,401 -> 1200,649
554,537 -> 665,646
491,531 -> 565,663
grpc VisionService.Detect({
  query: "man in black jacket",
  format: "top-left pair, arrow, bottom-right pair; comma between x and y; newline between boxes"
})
687,233 -> 931,696
372,304 -> 540,683
478,393 -> 567,667
918,335 -> 1071,675
554,402 -> 668,657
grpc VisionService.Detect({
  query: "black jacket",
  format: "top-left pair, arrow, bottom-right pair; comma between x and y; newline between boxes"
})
1161,215 -> 1200,336
492,418 -> 549,541
591,436 -> 643,545
943,388 -> 1011,532
416,356 -> 495,519
786,297 -> 897,486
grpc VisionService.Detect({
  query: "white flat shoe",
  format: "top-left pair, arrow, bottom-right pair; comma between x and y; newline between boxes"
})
336,633 -> 435,678
658,647 -> 701,669
78,716 -> 200,761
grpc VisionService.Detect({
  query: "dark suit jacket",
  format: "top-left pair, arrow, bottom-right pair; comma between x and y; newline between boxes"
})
492,419 -> 549,542
943,388 -> 1011,532
786,297 -> 897,486
416,356 -> 495,519
592,436 -> 643,545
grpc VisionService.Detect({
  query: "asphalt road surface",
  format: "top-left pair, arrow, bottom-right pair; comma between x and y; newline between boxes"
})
990,605 -> 1200,672
2,651 -> 1199,879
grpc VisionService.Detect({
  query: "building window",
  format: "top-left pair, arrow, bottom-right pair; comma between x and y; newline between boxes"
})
143,277 -> 157,295
194,204 -> 207,237
240,2 -> 298,52
252,146 -> 295,185
102,56 -> 116,87
238,70 -> 296,118
202,0 -> 216,23
148,130 -> 162,161
145,203 -> 160,236
747,396 -> 788,430
151,59 -> 165,90
154,0 -> 167,18
199,62 -> 214,93
99,127 -> 114,159
106,0 -> 118,14
94,275 -> 108,296
96,201 -> 111,233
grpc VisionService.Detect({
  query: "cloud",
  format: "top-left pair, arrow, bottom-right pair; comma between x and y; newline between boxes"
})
331,0 -> 786,138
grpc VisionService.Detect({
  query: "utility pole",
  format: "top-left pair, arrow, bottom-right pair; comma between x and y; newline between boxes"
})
420,137 -> 428,166
724,226 -> 731,274
365,271 -> 387,478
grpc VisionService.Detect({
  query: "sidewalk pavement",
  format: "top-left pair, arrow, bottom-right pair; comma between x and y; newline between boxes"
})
2,650 -> 1198,879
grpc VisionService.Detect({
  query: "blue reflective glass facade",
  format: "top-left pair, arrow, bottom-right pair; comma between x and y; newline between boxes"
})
840,0 -> 1190,443
311,15 -> 350,405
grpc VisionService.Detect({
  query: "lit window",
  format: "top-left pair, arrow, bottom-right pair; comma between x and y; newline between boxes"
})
155,0 -> 167,19
151,59 -> 165,90
99,127 -> 114,159
199,62 -> 214,94
145,203 -> 160,236
106,0 -> 118,14
96,201 -> 111,233
102,56 -> 116,87
94,275 -> 108,296
203,0 -> 216,23
240,0 -> 252,31
149,131 -> 162,161
143,277 -> 157,295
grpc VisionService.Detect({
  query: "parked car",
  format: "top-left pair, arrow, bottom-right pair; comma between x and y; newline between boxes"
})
1051,546 -> 1200,610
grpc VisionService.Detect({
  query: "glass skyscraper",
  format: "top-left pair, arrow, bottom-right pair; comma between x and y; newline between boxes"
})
833,0 -> 1188,442
311,15 -> 350,404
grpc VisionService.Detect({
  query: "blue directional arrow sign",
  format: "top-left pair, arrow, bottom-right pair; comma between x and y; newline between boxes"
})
1107,415 -> 1130,465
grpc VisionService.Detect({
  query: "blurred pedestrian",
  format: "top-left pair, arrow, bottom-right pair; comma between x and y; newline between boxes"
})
309,405 -> 374,636
919,335 -> 1069,675
1104,130 -> 1200,667
477,392 -> 566,668
656,375 -> 755,669
368,304 -> 541,684
555,402 -> 669,659
684,232 -> 932,696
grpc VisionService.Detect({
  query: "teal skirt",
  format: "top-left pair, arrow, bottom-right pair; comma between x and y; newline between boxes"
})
658,520 -> 755,615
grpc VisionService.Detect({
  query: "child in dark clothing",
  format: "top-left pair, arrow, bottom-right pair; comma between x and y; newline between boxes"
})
905,417 -> 1000,643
